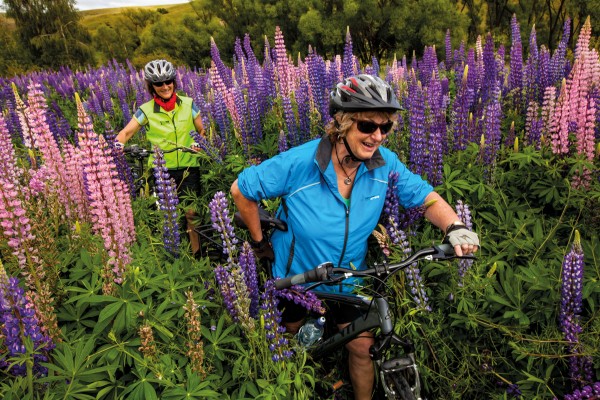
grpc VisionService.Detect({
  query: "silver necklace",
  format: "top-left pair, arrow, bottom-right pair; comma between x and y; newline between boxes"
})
335,144 -> 358,185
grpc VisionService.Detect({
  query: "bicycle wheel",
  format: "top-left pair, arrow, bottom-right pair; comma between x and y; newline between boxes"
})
384,372 -> 416,400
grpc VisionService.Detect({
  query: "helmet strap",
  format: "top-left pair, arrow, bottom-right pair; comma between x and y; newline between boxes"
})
342,137 -> 368,162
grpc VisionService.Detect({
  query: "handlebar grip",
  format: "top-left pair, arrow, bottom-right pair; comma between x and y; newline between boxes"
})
436,243 -> 454,255
274,262 -> 332,290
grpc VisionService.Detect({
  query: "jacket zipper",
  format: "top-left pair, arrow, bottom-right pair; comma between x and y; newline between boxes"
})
169,113 -> 179,169
337,204 -> 350,267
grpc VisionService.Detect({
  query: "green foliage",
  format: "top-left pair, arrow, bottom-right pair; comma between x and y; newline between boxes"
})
3,0 -> 92,70
384,141 -> 600,399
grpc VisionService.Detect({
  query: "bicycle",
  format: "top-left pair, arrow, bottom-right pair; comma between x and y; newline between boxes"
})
227,210 -> 474,400
122,144 -> 200,196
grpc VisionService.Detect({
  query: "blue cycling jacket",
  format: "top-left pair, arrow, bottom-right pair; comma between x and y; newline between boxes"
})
237,136 -> 433,293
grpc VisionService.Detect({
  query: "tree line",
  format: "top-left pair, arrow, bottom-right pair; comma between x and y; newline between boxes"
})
0,0 -> 598,77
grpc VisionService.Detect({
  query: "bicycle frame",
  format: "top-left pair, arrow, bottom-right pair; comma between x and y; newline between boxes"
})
308,292 -> 389,359
309,291 -> 422,399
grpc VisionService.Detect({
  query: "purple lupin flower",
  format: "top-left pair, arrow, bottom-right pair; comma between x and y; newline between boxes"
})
282,95 -> 297,148
452,65 -> 471,151
208,191 -> 238,262
481,84 -> 502,175
295,79 -> 312,144
524,26 -> 540,106
189,131 -> 223,164
275,285 -> 325,315
232,84 -> 251,153
306,51 -> 330,125
210,37 -> 233,89
445,29 -> 453,71
424,71 -> 445,186
238,242 -> 259,318
152,148 -> 181,257
550,18 -> 571,85
407,72 -> 426,177
405,263 -> 431,312
261,280 -> 294,362
379,172 -> 429,310
455,200 -> 474,285
342,27 -> 356,78
210,89 -> 232,147
262,36 -> 278,100
538,46 -> 551,94
481,33 -> 497,106
563,382 -> 600,400
0,270 -> 55,377
382,171 -> 401,230
508,14 -> 523,110
214,265 -> 239,321
559,230 -> 593,387
525,101 -> 543,148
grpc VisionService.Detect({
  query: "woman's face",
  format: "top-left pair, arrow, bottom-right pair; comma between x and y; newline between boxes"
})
343,114 -> 393,160
152,79 -> 175,100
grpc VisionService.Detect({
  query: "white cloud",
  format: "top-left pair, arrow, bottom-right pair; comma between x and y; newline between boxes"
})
75,0 -> 188,11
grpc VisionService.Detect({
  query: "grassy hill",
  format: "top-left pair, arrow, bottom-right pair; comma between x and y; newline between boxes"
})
79,3 -> 194,35
1,3 -> 194,35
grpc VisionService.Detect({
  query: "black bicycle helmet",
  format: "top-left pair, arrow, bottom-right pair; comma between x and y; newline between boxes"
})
329,74 -> 401,116
144,59 -> 176,83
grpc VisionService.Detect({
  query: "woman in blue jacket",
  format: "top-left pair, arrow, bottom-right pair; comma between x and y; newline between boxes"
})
231,74 -> 479,400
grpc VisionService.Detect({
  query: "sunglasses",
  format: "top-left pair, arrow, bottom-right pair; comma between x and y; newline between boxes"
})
152,79 -> 174,87
352,119 -> 394,134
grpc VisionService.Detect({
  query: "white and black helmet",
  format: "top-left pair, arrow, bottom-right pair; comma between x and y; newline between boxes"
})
329,74 -> 401,116
144,59 -> 176,83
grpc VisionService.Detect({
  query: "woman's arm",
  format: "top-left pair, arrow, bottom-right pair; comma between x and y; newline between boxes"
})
423,191 -> 479,256
116,118 -> 142,144
230,179 -> 264,243
193,114 -> 206,138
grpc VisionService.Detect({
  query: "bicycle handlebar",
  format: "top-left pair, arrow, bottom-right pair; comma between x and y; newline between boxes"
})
274,243 -> 471,290
123,145 -> 199,159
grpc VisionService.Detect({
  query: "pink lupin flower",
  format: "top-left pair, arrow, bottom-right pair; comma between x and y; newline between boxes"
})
183,291 -> 206,377
0,114 -> 21,186
541,86 -> 556,138
74,94 -> 135,294
0,177 -> 59,340
11,83 -> 35,150
550,79 -> 570,155
61,141 -> 90,223
23,83 -> 77,220
274,26 -> 293,97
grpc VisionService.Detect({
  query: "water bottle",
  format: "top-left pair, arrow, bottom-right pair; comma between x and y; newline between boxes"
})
295,316 -> 326,347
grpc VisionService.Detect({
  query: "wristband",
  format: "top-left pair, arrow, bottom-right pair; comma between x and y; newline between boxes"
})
114,141 -> 124,149
445,221 -> 466,235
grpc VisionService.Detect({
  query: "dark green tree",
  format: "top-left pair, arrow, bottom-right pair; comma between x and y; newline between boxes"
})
0,14 -> 31,75
2,0 -> 93,69
92,23 -> 141,63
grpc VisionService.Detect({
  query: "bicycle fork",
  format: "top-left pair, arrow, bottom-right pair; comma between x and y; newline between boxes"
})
370,297 -> 422,399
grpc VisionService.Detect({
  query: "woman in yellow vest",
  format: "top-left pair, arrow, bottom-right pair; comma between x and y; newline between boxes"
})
116,59 -> 205,257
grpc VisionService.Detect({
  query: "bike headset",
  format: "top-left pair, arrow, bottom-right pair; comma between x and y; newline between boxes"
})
328,74 -> 402,162
144,59 -> 177,83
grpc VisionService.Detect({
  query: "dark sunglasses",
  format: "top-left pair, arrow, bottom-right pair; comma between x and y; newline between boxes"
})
152,79 -> 174,87
352,119 -> 394,134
